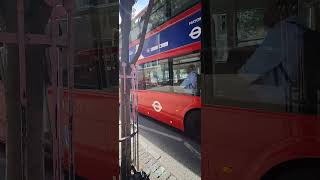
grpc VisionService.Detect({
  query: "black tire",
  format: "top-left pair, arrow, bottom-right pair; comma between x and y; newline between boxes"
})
184,110 -> 201,141
64,172 -> 87,180
270,167 -> 320,180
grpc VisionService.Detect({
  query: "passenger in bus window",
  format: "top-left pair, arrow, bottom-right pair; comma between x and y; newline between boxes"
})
151,72 -> 159,85
235,0 -> 320,112
238,0 -> 301,86
180,64 -> 198,94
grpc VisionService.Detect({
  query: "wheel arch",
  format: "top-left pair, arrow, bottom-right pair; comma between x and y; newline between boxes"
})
183,108 -> 201,131
246,138 -> 320,180
261,158 -> 320,180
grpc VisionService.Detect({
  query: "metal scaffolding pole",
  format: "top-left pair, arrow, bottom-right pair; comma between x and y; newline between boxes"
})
0,0 -> 74,179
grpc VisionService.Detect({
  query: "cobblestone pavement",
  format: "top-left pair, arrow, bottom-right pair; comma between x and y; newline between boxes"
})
138,115 -> 200,180
138,145 -> 177,180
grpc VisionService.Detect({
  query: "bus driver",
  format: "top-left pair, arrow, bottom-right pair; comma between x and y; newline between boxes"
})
180,64 -> 198,94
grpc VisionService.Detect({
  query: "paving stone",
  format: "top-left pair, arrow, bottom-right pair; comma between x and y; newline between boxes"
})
150,166 -> 165,179
139,151 -> 146,157
138,146 -> 177,180
145,158 -> 157,168
139,157 -> 148,168
159,171 -> 171,180
143,167 -> 151,176
168,176 -> 177,180
148,149 -> 161,160
139,146 -> 145,151
150,162 -> 160,173
139,148 -> 146,156
140,155 -> 153,169
139,155 -> 149,164
139,151 -> 149,160
143,155 -> 153,165
140,154 -> 152,164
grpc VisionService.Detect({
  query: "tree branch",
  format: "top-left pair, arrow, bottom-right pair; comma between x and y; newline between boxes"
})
131,0 -> 154,65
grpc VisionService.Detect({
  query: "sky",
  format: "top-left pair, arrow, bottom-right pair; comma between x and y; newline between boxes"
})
119,0 -> 149,24
133,0 -> 149,16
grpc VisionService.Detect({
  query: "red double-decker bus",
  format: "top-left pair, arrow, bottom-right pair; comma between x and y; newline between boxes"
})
130,0 -> 202,138
202,0 -> 320,179
0,2 -> 120,179
0,47 -> 119,180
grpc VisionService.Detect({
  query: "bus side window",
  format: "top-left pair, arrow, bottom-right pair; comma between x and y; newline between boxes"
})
170,0 -> 201,17
172,53 -> 201,95
138,65 -> 146,90
101,49 -> 119,91
74,55 -> 100,90
204,0 -> 320,114
142,59 -> 170,91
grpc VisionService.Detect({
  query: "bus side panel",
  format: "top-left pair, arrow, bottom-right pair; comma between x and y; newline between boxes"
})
61,90 -> 119,180
0,83 -> 5,143
137,90 -> 200,131
202,105 -> 320,180
0,87 -> 120,179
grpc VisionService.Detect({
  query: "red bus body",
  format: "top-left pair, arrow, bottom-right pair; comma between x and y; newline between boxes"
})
61,90 -> 119,180
133,3 -> 202,132
137,90 -> 201,131
201,0 -> 320,179
0,59 -> 119,180
202,105 -> 320,180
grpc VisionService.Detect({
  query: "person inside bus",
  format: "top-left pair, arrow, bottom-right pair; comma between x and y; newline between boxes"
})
151,72 -> 159,86
239,0 -> 300,80
180,64 -> 198,94
236,0 -> 304,105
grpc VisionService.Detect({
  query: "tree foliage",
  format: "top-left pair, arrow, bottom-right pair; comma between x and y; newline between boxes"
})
237,9 -> 266,41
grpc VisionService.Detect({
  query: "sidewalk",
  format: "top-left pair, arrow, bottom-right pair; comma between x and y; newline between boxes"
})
119,127 -> 177,179
138,135 -> 200,180
120,121 -> 201,180
138,144 -> 177,180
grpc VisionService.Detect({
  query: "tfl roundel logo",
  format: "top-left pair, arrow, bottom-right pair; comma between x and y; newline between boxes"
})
152,101 -> 162,112
189,26 -> 202,40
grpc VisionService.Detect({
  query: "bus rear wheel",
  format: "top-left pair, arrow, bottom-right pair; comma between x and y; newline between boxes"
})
184,110 -> 201,141
268,167 -> 320,180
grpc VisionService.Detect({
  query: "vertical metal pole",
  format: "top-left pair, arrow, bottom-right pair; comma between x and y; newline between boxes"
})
135,65 -> 139,171
66,2 -> 75,179
120,1 -> 135,178
17,0 -> 27,179
57,43 -> 64,180
49,1 -> 63,179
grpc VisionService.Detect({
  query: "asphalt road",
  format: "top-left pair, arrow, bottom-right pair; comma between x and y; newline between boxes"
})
138,114 -> 201,178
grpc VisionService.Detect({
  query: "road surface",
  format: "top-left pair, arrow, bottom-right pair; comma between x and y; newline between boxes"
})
138,114 -> 201,179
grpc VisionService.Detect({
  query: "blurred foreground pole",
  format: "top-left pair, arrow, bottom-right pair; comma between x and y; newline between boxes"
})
119,0 -> 154,178
24,1 -> 52,180
0,0 -> 51,180
119,0 -> 135,179
0,1 -> 23,180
